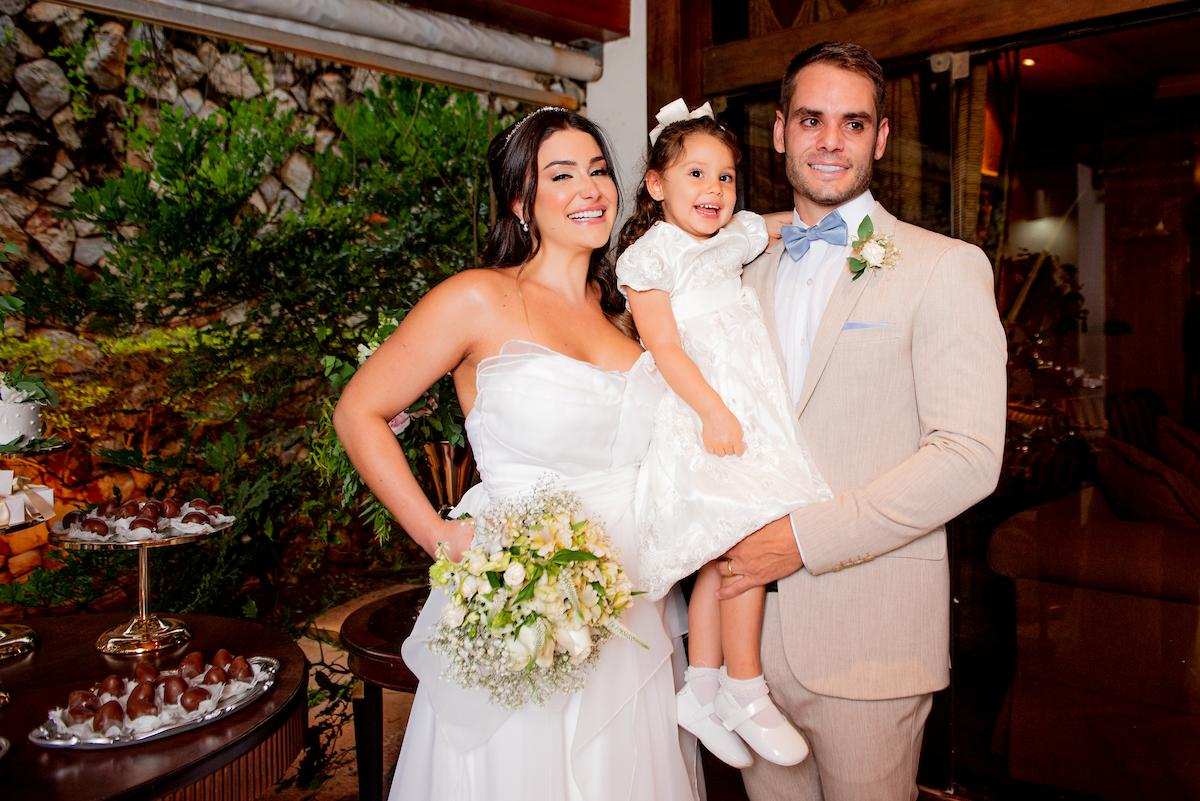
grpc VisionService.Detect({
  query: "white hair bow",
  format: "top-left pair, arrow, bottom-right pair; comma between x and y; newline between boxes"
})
648,98 -> 714,145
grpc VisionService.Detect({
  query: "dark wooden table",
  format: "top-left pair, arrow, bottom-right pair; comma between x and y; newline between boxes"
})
0,612 -> 307,801
339,587 -> 424,801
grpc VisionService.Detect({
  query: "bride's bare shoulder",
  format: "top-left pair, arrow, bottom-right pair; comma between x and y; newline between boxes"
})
430,267 -> 517,304
436,266 -> 516,297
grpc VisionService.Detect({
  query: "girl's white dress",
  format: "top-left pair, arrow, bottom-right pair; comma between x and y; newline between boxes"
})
390,340 -> 700,801
617,211 -> 832,600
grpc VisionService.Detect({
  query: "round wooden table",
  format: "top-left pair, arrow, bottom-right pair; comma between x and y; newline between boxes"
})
0,612 -> 307,801
339,587 -> 424,801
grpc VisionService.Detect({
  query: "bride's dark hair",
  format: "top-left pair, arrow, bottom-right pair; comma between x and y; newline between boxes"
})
482,108 -> 632,337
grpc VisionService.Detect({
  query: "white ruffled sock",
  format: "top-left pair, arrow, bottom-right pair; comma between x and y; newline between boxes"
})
720,669 -> 786,726
684,665 -> 723,724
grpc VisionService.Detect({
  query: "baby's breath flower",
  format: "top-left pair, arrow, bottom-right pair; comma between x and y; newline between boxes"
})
426,477 -> 642,708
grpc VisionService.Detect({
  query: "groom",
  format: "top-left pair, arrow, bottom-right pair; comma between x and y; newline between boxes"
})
720,42 -> 1006,800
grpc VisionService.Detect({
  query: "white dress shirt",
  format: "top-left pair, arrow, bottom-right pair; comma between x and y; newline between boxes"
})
774,191 -> 876,400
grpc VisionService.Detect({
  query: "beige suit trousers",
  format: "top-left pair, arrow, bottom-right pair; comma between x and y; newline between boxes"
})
742,594 -> 933,801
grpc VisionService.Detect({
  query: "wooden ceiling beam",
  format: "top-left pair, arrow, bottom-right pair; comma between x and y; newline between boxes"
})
396,0 -> 629,43
702,0 -> 1190,96
59,0 -> 580,108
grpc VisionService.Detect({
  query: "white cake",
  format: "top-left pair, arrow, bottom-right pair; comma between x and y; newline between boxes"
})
0,396 -> 42,447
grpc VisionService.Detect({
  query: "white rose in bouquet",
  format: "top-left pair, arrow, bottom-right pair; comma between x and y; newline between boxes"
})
441,601 -> 466,629
427,481 -> 644,708
555,624 -> 593,664
503,562 -> 526,588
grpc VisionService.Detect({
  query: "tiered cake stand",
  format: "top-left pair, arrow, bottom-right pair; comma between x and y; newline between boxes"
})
51,522 -> 232,655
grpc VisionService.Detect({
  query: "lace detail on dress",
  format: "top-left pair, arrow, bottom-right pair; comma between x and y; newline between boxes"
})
626,211 -> 831,600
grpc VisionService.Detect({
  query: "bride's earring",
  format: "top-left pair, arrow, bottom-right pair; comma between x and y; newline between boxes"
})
519,218 -> 529,233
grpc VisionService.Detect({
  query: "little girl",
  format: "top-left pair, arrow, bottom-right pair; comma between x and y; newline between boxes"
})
616,102 -> 831,768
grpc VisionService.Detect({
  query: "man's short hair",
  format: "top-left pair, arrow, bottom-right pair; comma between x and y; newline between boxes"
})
780,41 -> 885,121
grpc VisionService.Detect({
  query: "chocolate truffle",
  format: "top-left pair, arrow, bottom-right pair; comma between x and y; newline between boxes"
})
161,498 -> 182,517
141,499 -> 164,516
202,666 -> 227,686
126,696 -> 159,719
118,500 -> 142,518
92,699 -> 125,733
99,674 -> 125,695
62,510 -> 85,528
207,504 -> 226,517
134,661 -> 158,684
180,651 -> 205,678
211,648 -> 234,670
128,681 -> 156,704
180,511 -> 210,526
188,498 -> 210,511
179,687 -> 210,712
128,516 -> 160,532
159,675 -> 188,705
227,656 -> 254,682
82,517 -> 110,536
68,690 -> 100,711
67,705 -> 95,724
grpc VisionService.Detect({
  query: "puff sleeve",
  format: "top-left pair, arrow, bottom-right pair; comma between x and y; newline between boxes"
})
615,223 -> 677,296
729,210 -> 769,264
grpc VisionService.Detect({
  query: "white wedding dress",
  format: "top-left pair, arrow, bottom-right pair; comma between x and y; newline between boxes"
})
390,340 -> 700,801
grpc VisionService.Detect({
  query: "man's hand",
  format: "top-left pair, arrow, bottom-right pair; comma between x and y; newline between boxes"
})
717,516 -> 802,600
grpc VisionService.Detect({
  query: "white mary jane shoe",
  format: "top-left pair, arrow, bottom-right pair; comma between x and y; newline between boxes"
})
714,687 -> 810,766
676,684 -> 754,768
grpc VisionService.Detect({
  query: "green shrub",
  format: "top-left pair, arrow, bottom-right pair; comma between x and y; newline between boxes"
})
8,75 -> 504,614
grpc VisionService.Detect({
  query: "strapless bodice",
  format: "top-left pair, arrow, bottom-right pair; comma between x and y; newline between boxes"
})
464,339 -> 664,496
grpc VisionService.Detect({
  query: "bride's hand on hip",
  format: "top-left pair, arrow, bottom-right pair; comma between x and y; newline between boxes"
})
433,518 -> 475,561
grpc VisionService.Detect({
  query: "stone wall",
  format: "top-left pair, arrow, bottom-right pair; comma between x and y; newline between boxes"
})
0,4 -> 397,605
0,1 -> 382,277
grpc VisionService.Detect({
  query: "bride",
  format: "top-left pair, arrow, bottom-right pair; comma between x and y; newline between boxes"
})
334,108 -> 699,801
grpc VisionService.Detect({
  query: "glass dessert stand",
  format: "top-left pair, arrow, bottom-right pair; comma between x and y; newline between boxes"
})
51,521 -> 232,656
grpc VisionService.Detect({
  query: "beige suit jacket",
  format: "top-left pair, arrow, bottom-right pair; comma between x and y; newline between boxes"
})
742,201 -> 1006,700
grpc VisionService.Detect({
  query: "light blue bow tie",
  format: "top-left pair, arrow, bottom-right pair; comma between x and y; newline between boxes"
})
780,212 -> 849,261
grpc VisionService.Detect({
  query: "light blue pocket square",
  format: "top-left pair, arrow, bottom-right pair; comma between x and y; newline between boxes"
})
842,321 -> 892,331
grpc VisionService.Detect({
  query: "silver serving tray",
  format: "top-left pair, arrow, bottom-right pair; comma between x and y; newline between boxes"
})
27,656 -> 279,750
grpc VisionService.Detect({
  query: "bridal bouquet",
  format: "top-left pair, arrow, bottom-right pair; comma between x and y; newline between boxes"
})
427,481 -> 641,708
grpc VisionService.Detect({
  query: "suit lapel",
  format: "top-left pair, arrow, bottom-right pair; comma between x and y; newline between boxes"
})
749,240 -> 790,382
794,202 -> 898,416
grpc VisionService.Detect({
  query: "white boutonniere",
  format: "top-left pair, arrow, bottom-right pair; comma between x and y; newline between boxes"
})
847,215 -> 900,281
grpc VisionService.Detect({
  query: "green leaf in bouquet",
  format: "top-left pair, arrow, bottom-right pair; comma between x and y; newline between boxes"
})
486,571 -> 503,590
512,565 -> 543,604
590,580 -> 606,599
489,609 -> 513,629
570,520 -> 587,533
550,549 -> 598,564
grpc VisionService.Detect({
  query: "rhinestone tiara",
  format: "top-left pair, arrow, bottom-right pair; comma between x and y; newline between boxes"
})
503,106 -> 569,147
